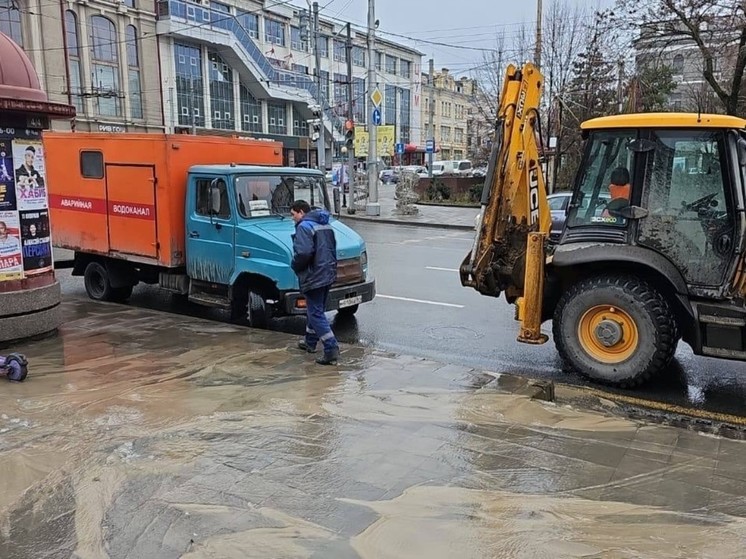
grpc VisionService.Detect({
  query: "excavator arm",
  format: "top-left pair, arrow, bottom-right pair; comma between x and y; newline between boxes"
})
460,63 -> 551,344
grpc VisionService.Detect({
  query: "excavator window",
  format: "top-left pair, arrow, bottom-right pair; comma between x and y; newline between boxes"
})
567,131 -> 637,229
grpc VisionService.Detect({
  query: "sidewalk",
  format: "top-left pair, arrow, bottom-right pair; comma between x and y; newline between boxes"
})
339,181 -> 478,231
2,298 -> 746,557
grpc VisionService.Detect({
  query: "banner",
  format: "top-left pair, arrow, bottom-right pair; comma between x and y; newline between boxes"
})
0,139 -> 16,211
13,139 -> 47,211
0,211 -> 23,280
354,125 -> 396,157
20,209 -> 52,275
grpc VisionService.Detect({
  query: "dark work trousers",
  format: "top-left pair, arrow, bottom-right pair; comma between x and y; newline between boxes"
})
304,285 -> 339,354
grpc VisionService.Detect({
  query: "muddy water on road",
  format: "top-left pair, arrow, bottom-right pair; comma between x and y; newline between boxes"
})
1,300 -> 745,558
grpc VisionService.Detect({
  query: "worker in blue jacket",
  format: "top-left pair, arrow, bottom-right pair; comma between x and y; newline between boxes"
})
290,200 -> 340,365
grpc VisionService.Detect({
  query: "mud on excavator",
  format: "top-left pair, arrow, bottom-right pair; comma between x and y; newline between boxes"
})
461,62 -> 746,387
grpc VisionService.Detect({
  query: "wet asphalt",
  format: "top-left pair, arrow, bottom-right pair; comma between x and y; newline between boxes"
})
56,220 -> 746,420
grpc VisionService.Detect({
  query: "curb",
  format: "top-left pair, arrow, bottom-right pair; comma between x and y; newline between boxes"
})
338,213 -> 475,231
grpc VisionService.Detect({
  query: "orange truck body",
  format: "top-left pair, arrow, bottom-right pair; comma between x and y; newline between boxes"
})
44,133 -> 282,268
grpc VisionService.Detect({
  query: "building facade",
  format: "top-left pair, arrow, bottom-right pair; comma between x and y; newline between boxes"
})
1,0 -> 164,133
155,0 -> 422,166
420,68 -> 476,161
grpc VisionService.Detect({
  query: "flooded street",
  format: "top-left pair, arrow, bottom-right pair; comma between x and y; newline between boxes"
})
2,299 -> 746,558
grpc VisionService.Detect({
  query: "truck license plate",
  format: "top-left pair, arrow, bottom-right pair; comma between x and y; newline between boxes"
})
339,295 -> 362,308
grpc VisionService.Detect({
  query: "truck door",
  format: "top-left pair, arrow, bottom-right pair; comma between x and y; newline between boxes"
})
186,177 -> 235,285
106,164 -> 158,258
637,129 -> 735,289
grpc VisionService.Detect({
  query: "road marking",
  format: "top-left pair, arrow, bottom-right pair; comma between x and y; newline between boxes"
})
426,266 -> 459,272
377,294 -> 464,308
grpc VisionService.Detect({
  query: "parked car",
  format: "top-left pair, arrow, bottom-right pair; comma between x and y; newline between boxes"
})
548,191 -> 610,241
379,168 -> 399,184
430,162 -> 446,177
472,166 -> 487,178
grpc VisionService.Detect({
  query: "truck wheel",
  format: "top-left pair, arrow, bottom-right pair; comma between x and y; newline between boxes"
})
84,262 -> 115,302
553,276 -> 677,387
247,291 -> 268,329
337,304 -> 359,316
110,285 -> 133,303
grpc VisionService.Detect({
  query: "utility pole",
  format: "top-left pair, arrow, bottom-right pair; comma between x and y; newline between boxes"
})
427,58 -> 434,178
365,0 -> 379,216
313,1 -> 325,171
535,0 -> 543,69
346,22 -> 356,211
617,59 -> 625,113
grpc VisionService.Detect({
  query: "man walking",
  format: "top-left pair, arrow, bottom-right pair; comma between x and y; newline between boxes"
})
290,200 -> 340,365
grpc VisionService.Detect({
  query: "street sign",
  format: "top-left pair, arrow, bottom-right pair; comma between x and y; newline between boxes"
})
426,139 -> 435,153
370,87 -> 383,108
395,142 -> 404,154
372,108 -> 381,126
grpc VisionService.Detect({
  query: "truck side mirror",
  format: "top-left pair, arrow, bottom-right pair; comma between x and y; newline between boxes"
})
209,178 -> 221,218
333,187 -> 341,215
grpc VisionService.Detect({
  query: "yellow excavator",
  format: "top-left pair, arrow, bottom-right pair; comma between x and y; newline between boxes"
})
461,62 -> 746,386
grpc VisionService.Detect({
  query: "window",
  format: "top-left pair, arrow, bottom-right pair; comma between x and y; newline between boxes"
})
352,46 -> 365,67
293,106 -> 308,136
319,69 -> 329,99
384,84 -> 396,126
290,26 -> 306,51
292,64 -> 308,75
64,11 -> 84,114
318,35 -> 328,57
196,178 -> 231,219
240,83 -> 262,133
333,39 -> 346,62
175,43 -> 204,128
0,0 -> 22,45
211,1 -> 230,13
385,55 -> 396,74
454,128 -> 464,144
126,26 -> 143,119
353,77 -> 366,123
237,10 -> 259,38
209,52 -> 234,130
440,126 -> 451,142
548,194 -> 569,211
265,18 -> 285,46
567,130 -> 635,229
400,59 -> 411,78
334,73 -> 347,105
234,174 -> 328,217
375,51 -> 383,71
80,151 -> 104,179
90,16 -> 121,117
268,102 -> 286,134
670,92 -> 682,111
123,0 -> 135,8
638,129 -> 733,286
672,54 -> 684,75
399,88 -> 410,142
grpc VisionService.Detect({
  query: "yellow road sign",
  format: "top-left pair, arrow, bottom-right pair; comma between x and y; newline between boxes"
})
370,87 -> 383,108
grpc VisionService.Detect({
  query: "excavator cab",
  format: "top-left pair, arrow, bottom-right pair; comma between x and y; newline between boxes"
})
462,62 -> 746,387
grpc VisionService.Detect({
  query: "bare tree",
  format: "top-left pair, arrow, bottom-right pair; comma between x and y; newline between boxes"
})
617,0 -> 746,115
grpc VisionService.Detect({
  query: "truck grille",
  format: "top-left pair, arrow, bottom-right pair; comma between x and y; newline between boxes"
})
335,258 -> 363,286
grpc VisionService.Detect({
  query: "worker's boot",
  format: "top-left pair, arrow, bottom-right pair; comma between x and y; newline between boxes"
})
297,339 -> 317,353
315,347 -> 339,366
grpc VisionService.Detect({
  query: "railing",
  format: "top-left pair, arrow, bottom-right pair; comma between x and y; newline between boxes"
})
159,0 -> 344,134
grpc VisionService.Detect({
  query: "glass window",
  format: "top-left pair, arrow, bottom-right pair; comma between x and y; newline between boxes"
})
385,55 -> 396,74
196,178 -> 231,219
673,54 -> 684,75
290,26 -> 306,51
237,10 -> 259,38
319,69 -> 329,100
400,59 -> 411,78
123,0 -> 135,8
265,18 -> 285,46
234,174 -> 329,217
375,51 -> 383,71
352,46 -> 365,67
385,85 -> 396,126
0,0 -> 22,46
293,106 -> 308,137
548,195 -> 568,211
80,151 -> 104,179
333,39 -> 346,62
268,102 -> 286,134
239,83 -> 262,133
318,35 -> 328,57
90,16 -> 121,117
64,11 -> 84,114
174,43 -> 204,128
638,129 -> 733,286
208,52 -> 234,130
211,1 -> 230,13
399,88 -> 410,142
353,77 -> 365,123
567,131 -> 635,229
334,73 -> 347,105
126,26 -> 142,119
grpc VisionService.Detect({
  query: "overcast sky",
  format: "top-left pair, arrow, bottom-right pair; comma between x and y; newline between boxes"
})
290,0 -> 611,77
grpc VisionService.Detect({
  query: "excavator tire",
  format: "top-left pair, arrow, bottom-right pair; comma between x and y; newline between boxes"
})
553,275 -> 677,387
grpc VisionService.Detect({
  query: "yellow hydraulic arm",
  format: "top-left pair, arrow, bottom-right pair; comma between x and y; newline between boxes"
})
459,63 -> 551,344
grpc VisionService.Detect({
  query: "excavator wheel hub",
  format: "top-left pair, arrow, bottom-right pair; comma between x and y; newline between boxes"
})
578,305 -> 639,364
594,319 -> 623,347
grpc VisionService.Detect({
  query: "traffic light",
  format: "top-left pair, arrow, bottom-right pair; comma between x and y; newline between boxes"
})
344,119 -> 354,149
309,119 -> 321,142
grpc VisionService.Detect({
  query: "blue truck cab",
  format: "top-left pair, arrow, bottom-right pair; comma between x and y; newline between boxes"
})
183,165 -> 375,326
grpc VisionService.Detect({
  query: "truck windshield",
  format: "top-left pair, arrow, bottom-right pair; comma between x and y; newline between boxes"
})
234,174 -> 329,218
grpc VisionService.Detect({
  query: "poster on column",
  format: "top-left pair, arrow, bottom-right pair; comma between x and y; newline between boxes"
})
0,139 -> 17,211
0,211 -> 23,281
13,140 -> 47,211
20,209 -> 52,275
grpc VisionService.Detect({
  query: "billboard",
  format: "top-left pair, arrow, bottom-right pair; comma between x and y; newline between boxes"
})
354,125 -> 395,157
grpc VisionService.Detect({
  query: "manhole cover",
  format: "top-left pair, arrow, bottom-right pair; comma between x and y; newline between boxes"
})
425,326 -> 483,341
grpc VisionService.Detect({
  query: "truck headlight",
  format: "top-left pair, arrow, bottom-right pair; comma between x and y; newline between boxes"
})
360,250 -> 369,278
